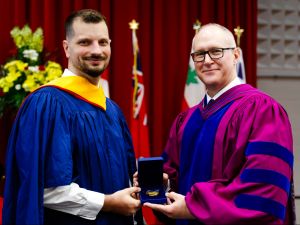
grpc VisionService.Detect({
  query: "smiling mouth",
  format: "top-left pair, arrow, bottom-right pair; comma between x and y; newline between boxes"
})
87,58 -> 102,62
87,58 -> 105,64
84,55 -> 106,61
203,69 -> 217,73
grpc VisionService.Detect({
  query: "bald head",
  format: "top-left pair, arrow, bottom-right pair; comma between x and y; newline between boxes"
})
192,23 -> 236,51
191,23 -> 240,97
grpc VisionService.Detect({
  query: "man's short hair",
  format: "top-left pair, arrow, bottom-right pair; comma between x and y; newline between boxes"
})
65,9 -> 107,39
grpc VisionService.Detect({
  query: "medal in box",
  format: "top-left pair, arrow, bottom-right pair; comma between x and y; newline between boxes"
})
138,157 -> 167,204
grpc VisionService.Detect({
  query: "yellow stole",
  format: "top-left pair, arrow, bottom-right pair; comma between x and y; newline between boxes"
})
43,76 -> 106,110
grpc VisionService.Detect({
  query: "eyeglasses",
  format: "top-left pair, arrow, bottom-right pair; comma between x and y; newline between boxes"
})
191,47 -> 235,62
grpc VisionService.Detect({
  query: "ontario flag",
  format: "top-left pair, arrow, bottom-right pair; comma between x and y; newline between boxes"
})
99,69 -> 110,97
130,26 -> 150,159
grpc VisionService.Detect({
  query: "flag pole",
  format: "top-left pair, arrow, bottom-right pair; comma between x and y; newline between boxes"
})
128,19 -> 154,224
192,20 -> 201,51
234,26 -> 244,47
129,19 -> 139,118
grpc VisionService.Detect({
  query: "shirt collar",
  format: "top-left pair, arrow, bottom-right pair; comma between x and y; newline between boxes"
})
206,76 -> 242,103
62,69 -> 102,88
62,68 -> 75,77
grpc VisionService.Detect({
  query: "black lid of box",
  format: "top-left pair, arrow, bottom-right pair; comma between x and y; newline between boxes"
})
138,157 -> 163,188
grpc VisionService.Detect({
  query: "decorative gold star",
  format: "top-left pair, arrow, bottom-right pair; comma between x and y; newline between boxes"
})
193,19 -> 201,33
234,26 -> 244,47
129,19 -> 139,30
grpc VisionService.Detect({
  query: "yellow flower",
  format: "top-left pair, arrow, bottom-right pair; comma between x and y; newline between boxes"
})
33,71 -> 45,83
45,61 -> 63,82
6,71 -> 22,83
22,75 -> 38,92
0,78 -> 13,93
4,60 -> 27,72
10,25 -> 43,53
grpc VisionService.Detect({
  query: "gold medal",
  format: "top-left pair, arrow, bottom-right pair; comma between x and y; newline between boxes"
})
146,189 -> 159,197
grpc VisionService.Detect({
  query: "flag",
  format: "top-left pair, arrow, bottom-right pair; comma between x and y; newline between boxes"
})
130,24 -> 150,159
99,69 -> 110,97
237,47 -> 246,83
181,21 -> 205,110
181,48 -> 206,110
130,20 -> 160,225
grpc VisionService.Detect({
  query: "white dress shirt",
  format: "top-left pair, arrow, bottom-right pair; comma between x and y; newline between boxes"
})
206,76 -> 242,103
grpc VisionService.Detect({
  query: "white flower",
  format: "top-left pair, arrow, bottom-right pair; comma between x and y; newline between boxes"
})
15,84 -> 21,90
23,49 -> 39,61
28,66 -> 39,72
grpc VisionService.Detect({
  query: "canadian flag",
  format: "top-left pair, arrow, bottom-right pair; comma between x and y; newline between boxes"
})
181,21 -> 205,110
181,47 -> 206,110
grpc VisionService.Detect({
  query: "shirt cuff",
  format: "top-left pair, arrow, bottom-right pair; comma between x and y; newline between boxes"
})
78,189 -> 104,220
44,182 -> 104,220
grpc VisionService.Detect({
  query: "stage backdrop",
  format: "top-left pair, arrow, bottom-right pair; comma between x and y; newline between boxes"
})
0,0 -> 257,164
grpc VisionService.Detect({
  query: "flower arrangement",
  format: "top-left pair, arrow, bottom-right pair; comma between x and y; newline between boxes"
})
0,25 -> 62,116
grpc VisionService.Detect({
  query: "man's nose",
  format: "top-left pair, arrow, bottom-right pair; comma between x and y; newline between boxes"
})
90,42 -> 104,53
203,53 -> 213,63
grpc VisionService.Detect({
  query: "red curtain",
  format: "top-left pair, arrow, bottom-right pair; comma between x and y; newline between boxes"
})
0,0 -> 257,163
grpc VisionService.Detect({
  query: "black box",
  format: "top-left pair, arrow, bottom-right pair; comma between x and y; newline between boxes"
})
138,157 -> 167,204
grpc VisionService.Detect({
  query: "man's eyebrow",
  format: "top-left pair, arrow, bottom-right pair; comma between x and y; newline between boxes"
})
77,37 -> 90,41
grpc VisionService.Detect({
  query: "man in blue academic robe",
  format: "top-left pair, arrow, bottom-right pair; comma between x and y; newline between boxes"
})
3,9 -> 141,225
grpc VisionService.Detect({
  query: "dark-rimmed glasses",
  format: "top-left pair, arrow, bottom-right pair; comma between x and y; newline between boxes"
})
191,47 -> 235,62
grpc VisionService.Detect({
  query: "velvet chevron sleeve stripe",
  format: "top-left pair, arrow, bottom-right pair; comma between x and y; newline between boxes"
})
235,194 -> 286,220
245,142 -> 293,169
240,169 -> 291,195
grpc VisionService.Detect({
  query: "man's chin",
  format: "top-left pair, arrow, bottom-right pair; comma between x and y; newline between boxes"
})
87,72 -> 102,77
84,68 -> 106,77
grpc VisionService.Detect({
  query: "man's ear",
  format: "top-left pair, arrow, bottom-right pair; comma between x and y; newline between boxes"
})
233,47 -> 241,64
62,40 -> 70,58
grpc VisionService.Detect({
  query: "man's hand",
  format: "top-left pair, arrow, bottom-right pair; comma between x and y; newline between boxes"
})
144,192 -> 195,219
102,187 -> 141,216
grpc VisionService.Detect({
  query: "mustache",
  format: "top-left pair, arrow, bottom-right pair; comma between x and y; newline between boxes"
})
83,55 -> 107,61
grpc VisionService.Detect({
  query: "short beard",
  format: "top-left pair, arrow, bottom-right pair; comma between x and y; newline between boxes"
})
80,55 -> 109,77
80,61 -> 108,78
84,67 -> 105,77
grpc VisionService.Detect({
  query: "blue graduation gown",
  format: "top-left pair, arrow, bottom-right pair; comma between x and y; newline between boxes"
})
3,78 -> 136,224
